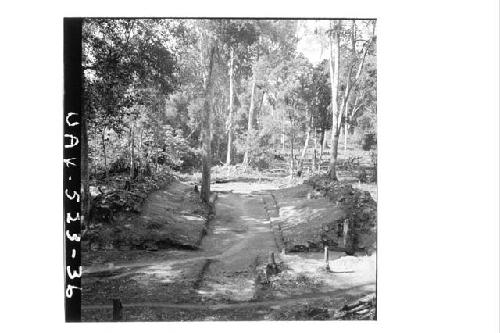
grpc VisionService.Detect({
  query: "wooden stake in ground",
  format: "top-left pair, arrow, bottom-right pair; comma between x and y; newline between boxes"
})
112,298 -> 123,321
324,245 -> 331,272
266,251 -> 279,280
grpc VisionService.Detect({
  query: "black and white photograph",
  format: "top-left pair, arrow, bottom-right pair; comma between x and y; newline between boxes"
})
2,1 -> 498,331
69,18 -> 378,321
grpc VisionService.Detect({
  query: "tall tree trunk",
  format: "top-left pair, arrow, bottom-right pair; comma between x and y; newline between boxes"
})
313,124 -> 318,172
331,134 -> 340,174
299,111 -> 313,172
328,20 -> 341,180
318,129 -> 325,172
144,144 -> 149,177
200,42 -> 216,203
299,131 -> 311,174
129,123 -> 135,181
256,91 -> 265,130
226,130 -> 232,165
344,20 -> 356,154
343,96 -> 354,154
348,95 -> 362,132
226,47 -> 234,165
92,159 -> 97,179
243,76 -> 257,165
138,130 -> 143,179
154,152 -> 159,174
290,122 -> 295,177
344,122 -> 349,153
281,111 -> 285,154
101,128 -> 108,180
215,135 -> 220,162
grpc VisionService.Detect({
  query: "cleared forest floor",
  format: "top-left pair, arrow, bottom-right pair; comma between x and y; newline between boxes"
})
82,176 -> 376,321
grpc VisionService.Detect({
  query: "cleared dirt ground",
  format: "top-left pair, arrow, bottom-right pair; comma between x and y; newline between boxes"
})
82,179 -> 376,321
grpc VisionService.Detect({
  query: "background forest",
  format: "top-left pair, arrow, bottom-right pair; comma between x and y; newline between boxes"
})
81,19 -> 377,218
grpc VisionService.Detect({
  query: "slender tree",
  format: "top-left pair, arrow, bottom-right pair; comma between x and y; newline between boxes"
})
344,20 -> 356,153
328,20 -> 375,179
200,37 -> 217,203
226,47 -> 234,164
328,20 -> 341,180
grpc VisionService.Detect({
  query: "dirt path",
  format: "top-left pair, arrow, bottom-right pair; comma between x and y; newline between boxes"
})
195,191 -> 278,302
85,190 -> 278,273
82,181 -> 376,321
83,186 -> 281,306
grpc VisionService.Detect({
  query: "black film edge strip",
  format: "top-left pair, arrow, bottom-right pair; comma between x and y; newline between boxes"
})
63,17 -> 82,322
